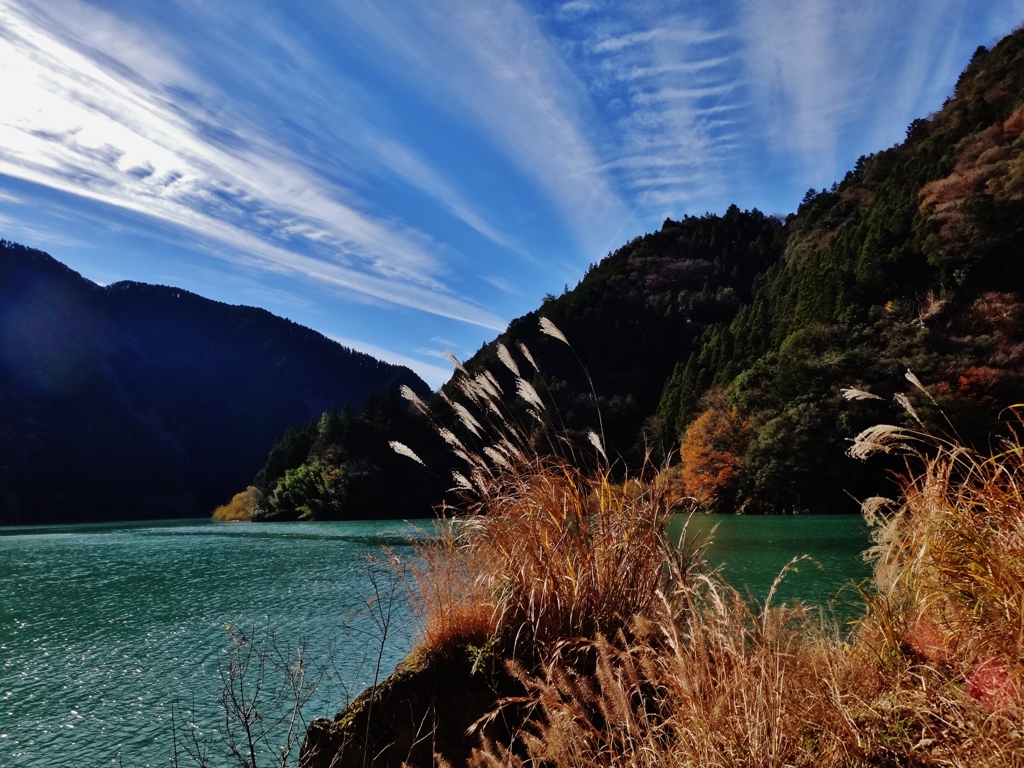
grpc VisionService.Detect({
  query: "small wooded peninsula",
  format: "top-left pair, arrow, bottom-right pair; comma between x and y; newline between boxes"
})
244,32 -> 1024,523
0,242 -> 429,524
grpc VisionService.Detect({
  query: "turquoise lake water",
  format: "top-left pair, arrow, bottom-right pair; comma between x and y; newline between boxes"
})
0,515 -> 871,767
669,514 -> 873,610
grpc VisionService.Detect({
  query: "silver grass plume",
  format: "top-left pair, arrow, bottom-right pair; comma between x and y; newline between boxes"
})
499,438 -> 525,462
894,392 -> 923,426
496,343 -> 520,377
452,471 -> 474,491
588,431 -> 607,462
389,441 -> 425,466
539,317 -> 569,345
438,428 -> 466,452
457,378 -> 483,404
906,368 -> 941,407
470,469 -> 490,495
482,369 -> 504,395
905,369 -> 928,395
488,442 -> 513,460
445,349 -> 468,376
485,398 -> 505,422
860,496 -> 895,527
483,446 -> 512,469
453,449 -> 479,468
452,402 -> 483,437
518,342 -> 538,372
515,377 -> 545,411
399,385 -> 428,414
841,387 -> 884,401
474,373 -> 501,401
847,424 -> 913,460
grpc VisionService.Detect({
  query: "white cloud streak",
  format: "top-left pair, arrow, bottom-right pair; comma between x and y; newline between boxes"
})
736,0 -> 995,185
366,135 -> 534,261
335,0 -> 630,255
0,0 -> 507,329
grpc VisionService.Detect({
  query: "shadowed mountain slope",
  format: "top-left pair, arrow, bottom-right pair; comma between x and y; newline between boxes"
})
0,241 -> 429,524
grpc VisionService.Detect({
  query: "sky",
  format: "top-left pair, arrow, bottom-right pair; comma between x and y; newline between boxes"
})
1,1 -> 1023,389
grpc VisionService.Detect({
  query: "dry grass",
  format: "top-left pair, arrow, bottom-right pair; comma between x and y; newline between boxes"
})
405,459 -> 680,662
459,435 -> 1024,767
399,322 -> 683,663
470,582 -> 858,768
395,326 -> 1024,766
212,485 -> 259,521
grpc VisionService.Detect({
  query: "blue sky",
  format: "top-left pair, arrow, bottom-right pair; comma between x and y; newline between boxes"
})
0,1 -> 1022,389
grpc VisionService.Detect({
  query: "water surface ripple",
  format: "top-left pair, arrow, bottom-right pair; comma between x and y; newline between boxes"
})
0,519 -> 420,768
0,515 -> 871,767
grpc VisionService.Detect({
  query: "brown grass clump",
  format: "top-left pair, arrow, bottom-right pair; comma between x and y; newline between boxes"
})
406,458 -> 679,662
406,526 -> 501,658
212,485 -> 259,521
461,405 -> 1024,766
395,329 -> 1024,766
852,415 -> 1024,741
471,578 -> 858,768
397,321 -> 684,664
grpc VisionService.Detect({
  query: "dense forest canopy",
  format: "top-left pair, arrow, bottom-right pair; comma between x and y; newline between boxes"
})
253,29 -> 1024,520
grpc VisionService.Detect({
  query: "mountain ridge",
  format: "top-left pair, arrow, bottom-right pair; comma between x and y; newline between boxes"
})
0,240 -> 429,524
257,26 -> 1024,520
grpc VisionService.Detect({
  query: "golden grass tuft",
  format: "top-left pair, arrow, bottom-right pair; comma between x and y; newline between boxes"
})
406,459 -> 679,663
212,485 -> 259,521
395,324 -> 1024,765
458,426 -> 1024,766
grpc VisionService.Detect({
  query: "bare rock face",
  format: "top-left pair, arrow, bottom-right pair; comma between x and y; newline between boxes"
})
300,649 -> 526,768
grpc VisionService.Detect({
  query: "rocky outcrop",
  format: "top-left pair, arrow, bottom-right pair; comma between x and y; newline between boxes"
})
300,649 -> 526,768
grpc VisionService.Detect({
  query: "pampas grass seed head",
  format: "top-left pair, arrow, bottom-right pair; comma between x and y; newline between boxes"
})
841,387 -> 884,401
516,378 -> 545,411
539,317 -> 569,345
400,384 -> 428,414
518,341 -> 539,372
848,424 -> 913,459
389,440 -> 425,465
445,349 -> 468,376
496,343 -> 520,377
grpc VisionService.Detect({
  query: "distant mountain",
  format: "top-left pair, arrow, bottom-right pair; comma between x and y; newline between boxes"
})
0,241 -> 430,524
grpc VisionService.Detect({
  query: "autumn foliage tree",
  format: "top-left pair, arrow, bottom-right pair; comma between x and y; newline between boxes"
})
679,392 -> 750,510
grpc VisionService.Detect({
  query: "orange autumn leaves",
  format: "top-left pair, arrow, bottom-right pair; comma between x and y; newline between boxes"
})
678,392 -> 750,509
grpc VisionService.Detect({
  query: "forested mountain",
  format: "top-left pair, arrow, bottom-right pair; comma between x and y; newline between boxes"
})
465,30 -> 1024,516
197,26 -> 1024,520
0,241 -> 429,524
248,208 -> 783,521
657,34 -> 1024,513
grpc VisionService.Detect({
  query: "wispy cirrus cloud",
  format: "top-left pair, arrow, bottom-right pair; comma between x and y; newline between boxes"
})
0,0 -> 508,329
542,4 -> 744,215
366,136 -> 533,262
334,0 -> 630,256
738,0 -> 890,179
735,0 -> 1009,188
